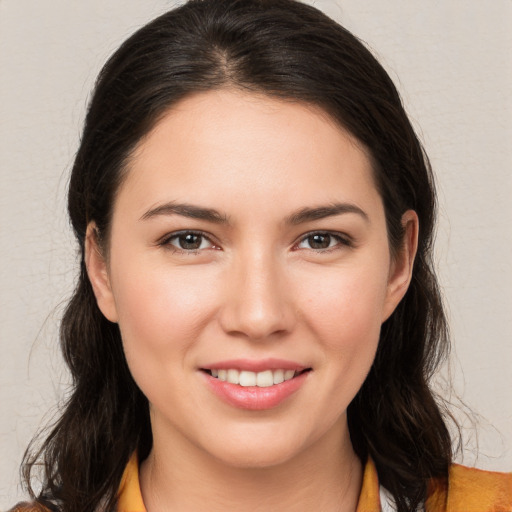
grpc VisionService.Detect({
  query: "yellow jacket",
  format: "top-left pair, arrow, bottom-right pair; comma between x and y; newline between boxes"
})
118,455 -> 512,512
10,455 -> 512,512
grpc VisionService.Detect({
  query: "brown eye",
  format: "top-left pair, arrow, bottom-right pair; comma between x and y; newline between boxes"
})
178,233 -> 203,250
307,234 -> 332,249
165,231 -> 214,251
296,232 -> 351,251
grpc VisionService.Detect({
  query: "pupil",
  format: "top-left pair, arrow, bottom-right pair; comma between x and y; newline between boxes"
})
310,234 -> 330,249
179,234 -> 201,249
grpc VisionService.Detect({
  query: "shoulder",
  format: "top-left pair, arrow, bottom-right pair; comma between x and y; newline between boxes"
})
447,464 -> 512,511
427,464 -> 512,512
7,503 -> 51,512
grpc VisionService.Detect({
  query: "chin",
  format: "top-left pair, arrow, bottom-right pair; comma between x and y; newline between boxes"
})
213,444 -> 300,470
202,426 -> 316,470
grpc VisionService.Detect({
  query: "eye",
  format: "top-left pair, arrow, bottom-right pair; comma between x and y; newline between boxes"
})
162,231 -> 216,252
296,232 -> 351,251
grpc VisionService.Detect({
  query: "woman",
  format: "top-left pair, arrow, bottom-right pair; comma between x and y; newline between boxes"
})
11,0 -> 511,511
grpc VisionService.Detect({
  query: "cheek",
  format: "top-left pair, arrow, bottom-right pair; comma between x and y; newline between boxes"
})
301,264 -> 388,338
278,263 -> 389,441
295,262 -> 388,383
110,259 -> 220,363
109,260 -> 224,418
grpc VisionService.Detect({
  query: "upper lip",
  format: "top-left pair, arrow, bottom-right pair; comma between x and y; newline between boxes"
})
201,358 -> 309,373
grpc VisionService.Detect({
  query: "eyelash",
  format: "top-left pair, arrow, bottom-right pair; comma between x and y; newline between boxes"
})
158,230 -> 353,254
158,230 -> 218,254
294,231 -> 353,252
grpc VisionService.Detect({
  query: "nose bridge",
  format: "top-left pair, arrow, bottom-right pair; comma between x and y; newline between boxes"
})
220,244 -> 293,340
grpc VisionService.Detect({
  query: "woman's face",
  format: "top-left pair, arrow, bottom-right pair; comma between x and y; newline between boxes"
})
87,89 -> 416,468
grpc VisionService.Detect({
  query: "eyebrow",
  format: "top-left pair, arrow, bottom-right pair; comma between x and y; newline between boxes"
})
140,201 -> 369,226
285,203 -> 369,225
140,202 -> 230,224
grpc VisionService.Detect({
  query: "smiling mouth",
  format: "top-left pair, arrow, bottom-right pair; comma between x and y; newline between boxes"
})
202,368 -> 311,387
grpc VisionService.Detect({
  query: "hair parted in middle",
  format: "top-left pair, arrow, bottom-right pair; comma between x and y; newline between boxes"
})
23,2 -> 453,512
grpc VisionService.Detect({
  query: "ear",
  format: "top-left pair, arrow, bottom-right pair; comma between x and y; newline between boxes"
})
382,210 -> 419,322
85,222 -> 118,323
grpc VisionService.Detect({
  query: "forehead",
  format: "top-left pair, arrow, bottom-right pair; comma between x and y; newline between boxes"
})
119,89 -> 381,220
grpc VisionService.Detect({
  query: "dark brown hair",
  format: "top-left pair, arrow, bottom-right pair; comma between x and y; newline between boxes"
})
22,1 -> 453,511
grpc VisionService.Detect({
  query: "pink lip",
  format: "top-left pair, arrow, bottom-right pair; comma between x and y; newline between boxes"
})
201,368 -> 310,411
203,358 -> 307,373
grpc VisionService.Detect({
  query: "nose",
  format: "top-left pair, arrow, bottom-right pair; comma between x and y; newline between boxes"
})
219,250 -> 295,341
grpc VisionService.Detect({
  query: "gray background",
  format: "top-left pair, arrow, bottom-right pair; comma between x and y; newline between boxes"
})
1,0 -> 511,507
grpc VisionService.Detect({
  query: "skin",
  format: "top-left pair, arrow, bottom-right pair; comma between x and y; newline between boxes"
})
86,89 -> 418,511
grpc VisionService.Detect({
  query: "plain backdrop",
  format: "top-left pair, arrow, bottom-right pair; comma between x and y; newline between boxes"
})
1,0 -> 511,507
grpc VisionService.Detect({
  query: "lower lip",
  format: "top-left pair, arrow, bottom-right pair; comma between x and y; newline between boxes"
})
203,371 -> 309,410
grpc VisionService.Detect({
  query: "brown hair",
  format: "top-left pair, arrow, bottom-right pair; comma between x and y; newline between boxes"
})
23,1 -> 453,511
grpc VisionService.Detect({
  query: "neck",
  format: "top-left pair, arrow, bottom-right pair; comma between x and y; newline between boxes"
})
140,418 -> 363,512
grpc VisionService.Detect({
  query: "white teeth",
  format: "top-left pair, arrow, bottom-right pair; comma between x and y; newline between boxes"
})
256,370 -> 274,387
284,369 -> 295,381
210,368 -> 301,387
273,369 -> 284,384
239,370 -> 257,387
227,369 -> 240,385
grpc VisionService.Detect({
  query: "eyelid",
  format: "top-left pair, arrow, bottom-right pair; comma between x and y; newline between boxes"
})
156,229 -> 353,254
157,229 -> 220,253
293,230 -> 354,251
